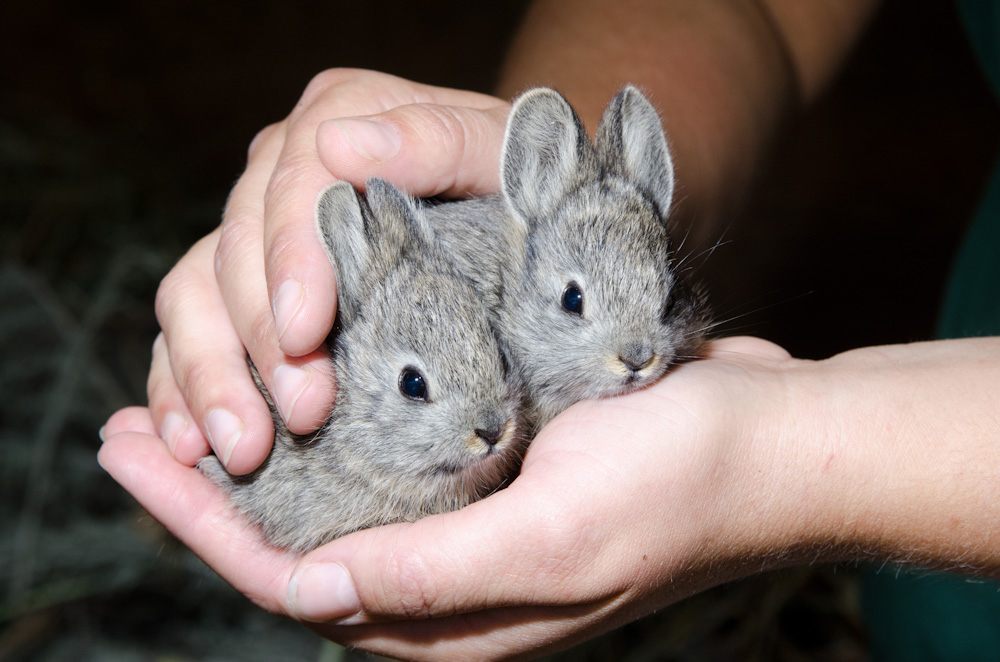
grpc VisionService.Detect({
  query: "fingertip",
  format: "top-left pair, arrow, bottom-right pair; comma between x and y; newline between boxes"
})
97,430 -> 163,480
217,413 -> 275,476
267,251 -> 338,358
707,336 -> 792,361
171,427 -> 213,466
277,358 -> 337,435
274,278 -> 337,358
105,406 -> 157,437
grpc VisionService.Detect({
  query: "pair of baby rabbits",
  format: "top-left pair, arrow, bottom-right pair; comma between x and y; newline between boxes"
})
199,85 -> 710,551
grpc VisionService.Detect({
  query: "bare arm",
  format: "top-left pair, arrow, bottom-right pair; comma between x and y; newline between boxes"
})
498,0 -> 879,229
101,336 -> 1000,659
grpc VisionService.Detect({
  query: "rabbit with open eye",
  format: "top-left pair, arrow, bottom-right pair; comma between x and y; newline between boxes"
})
199,179 -> 525,552
426,86 -> 711,430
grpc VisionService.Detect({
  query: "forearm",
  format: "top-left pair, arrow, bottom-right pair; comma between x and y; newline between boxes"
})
497,0 -> 879,230
756,338 -> 1000,575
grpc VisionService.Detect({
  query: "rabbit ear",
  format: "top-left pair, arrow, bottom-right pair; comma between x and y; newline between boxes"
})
363,177 -> 422,262
596,86 -> 675,218
501,88 -> 591,223
315,179 -> 417,322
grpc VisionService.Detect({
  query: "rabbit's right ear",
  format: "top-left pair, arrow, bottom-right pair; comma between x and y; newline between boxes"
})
501,88 -> 591,224
596,86 -> 675,218
316,182 -> 370,323
315,179 -> 420,322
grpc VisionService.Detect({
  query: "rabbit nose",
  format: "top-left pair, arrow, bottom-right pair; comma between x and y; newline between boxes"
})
619,347 -> 655,372
474,427 -> 502,447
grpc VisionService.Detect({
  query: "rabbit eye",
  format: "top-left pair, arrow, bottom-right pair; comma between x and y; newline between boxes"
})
561,282 -> 584,316
398,367 -> 428,402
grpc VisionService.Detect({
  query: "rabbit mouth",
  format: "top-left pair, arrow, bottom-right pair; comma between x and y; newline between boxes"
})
429,440 -> 524,493
601,353 -> 670,389
431,444 -> 508,477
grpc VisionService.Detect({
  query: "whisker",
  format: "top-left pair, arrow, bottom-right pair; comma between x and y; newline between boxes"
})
682,290 -> 816,340
671,224 -> 693,263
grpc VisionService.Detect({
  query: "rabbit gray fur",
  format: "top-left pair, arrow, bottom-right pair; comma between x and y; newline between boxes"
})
425,86 -> 710,429
199,179 -> 526,552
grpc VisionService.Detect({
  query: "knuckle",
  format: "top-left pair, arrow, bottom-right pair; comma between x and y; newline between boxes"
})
248,122 -> 282,161
383,546 -> 446,619
178,356 -> 227,408
263,154 -> 316,212
298,68 -> 364,109
522,502 -> 599,593
151,331 -> 167,361
154,268 -> 186,328
408,104 -> 467,152
262,222 -> 304,278
146,372 -> 174,422
215,210 -> 258,279
247,307 -> 277,355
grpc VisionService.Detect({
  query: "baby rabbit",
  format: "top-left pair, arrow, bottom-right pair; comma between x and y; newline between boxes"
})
200,179 -> 525,552
426,86 -> 711,429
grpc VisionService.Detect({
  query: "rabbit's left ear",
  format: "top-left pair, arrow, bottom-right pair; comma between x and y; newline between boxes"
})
596,86 -> 675,218
500,87 -> 591,225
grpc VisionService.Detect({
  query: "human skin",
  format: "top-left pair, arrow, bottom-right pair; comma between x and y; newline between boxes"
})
144,0 -> 878,474
97,0 -> 1000,656
148,74 -> 511,474
100,336 -> 1000,659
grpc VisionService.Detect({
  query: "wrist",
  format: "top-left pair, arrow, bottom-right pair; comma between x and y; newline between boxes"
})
706,353 -> 828,570
744,339 -> 1000,575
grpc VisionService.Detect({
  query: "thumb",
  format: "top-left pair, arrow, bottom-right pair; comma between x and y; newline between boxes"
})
705,336 -> 793,362
315,102 -> 510,198
283,475 -> 604,624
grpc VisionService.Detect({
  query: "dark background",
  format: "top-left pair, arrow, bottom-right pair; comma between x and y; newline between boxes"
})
1,1 -> 996,659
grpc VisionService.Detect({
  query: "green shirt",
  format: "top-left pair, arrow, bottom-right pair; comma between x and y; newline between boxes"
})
862,2 -> 1000,659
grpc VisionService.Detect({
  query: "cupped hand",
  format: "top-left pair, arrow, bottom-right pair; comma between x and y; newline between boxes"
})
101,337 -> 817,660
144,69 -> 511,474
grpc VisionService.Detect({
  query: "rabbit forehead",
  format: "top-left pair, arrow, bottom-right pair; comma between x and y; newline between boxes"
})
349,260 -> 506,394
530,183 -> 674,306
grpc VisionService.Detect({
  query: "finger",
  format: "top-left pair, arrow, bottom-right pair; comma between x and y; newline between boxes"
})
282,464 -> 628,625
705,335 -> 792,362
255,116 -> 342,359
315,102 -> 509,198
97,431 -> 299,614
260,76 -> 507,357
103,406 -> 157,438
216,127 -> 337,437
155,231 -> 276,475
295,69 -> 504,118
146,332 -> 211,464
318,600 -> 627,661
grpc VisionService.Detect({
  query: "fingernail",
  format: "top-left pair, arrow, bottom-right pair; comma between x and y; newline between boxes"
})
273,279 -> 305,343
159,411 -> 188,454
98,426 -> 107,443
287,562 -> 361,623
273,364 -> 311,424
205,408 -> 244,466
327,118 -> 402,162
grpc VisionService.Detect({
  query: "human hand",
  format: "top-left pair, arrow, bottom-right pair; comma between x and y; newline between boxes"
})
145,69 -> 511,474
102,336 -> 827,659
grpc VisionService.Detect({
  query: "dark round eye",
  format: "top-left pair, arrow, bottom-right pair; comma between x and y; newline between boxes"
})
561,282 -> 584,316
398,367 -> 428,401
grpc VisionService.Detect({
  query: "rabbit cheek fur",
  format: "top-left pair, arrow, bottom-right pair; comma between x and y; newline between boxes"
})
199,180 -> 525,553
